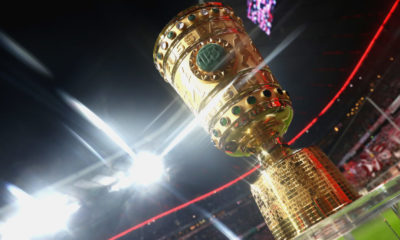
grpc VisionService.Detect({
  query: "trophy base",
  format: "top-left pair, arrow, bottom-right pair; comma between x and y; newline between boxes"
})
251,146 -> 358,240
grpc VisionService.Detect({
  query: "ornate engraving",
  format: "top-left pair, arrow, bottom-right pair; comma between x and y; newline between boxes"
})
176,42 -> 185,55
184,33 -> 196,45
234,35 -> 252,68
211,20 -> 226,33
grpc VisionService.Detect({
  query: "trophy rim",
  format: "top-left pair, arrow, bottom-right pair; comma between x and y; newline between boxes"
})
152,2 -> 233,66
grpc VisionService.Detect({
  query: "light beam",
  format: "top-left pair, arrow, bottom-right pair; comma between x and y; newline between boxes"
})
60,91 -> 136,159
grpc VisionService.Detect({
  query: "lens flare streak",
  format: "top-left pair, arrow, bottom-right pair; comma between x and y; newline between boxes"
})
65,126 -> 108,165
160,118 -> 199,157
60,91 -> 136,159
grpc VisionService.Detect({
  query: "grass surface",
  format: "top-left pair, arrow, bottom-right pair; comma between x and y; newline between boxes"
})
337,208 -> 400,240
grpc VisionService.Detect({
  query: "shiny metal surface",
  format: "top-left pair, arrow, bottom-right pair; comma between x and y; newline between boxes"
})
153,3 -> 358,239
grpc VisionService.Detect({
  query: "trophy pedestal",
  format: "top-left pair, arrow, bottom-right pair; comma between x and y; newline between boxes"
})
251,147 -> 358,239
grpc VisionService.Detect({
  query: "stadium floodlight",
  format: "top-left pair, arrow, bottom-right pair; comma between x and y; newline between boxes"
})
0,185 -> 80,240
111,152 -> 164,191
61,92 -> 166,191
131,152 -> 164,185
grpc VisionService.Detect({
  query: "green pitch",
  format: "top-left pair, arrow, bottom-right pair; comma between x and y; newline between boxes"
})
338,207 -> 400,240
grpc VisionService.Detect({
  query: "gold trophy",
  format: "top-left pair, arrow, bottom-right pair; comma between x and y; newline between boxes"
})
153,2 -> 358,239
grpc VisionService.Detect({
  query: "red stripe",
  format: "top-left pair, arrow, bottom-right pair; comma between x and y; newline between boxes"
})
288,0 -> 400,145
109,165 -> 260,240
288,117 -> 318,145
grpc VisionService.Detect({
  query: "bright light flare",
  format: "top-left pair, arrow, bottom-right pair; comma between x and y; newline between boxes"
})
60,91 -> 136,159
111,152 -> 164,191
1,185 -> 80,240
131,152 -> 164,185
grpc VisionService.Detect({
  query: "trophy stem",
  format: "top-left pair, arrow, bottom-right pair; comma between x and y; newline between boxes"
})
251,146 -> 359,240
